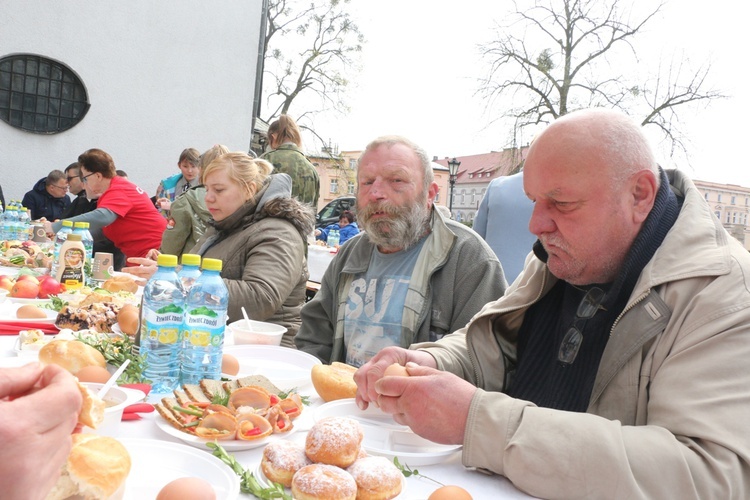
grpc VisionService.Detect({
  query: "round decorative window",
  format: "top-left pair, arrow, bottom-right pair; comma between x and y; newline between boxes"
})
0,54 -> 90,134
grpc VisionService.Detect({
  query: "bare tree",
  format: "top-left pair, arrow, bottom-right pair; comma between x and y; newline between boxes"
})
263,0 -> 364,138
478,0 -> 724,154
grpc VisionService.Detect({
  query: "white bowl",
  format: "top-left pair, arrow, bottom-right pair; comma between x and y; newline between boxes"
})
0,289 -> 8,303
227,319 -> 286,346
80,382 -> 145,437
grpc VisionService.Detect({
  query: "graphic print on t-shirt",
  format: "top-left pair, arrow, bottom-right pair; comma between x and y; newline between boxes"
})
343,239 -> 425,367
344,275 -> 411,367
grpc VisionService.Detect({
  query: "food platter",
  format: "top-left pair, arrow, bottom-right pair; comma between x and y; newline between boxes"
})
314,399 -> 462,466
253,461 -> 407,498
155,415 -> 299,451
222,345 -> 322,390
118,438 -> 240,499
0,302 -> 57,323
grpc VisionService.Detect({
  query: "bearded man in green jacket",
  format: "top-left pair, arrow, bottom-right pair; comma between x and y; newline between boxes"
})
356,109 -> 750,499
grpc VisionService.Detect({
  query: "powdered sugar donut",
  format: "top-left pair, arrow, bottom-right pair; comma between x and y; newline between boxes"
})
261,440 -> 312,488
291,464 -> 356,500
305,416 -> 363,468
347,456 -> 403,500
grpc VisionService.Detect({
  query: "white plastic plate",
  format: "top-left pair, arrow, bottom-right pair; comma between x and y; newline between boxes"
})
314,399 -> 462,466
6,296 -> 53,306
155,415 -> 298,451
222,345 -> 322,390
118,438 -> 240,499
0,302 -> 57,323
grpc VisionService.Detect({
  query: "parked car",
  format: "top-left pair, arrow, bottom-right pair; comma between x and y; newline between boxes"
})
316,196 -> 355,228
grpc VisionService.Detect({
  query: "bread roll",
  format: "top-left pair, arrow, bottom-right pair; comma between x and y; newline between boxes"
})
16,304 -> 48,319
116,304 -> 139,336
305,416 -> 363,468
45,434 -> 131,500
291,464 -> 356,500
77,381 -> 105,429
311,362 -> 358,402
102,275 -> 139,294
39,340 -> 106,375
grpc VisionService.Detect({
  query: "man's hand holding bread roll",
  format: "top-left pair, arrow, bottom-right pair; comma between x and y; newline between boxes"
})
0,362 -> 82,500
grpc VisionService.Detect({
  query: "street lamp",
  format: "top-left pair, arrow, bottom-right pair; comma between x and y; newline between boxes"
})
447,157 -> 461,216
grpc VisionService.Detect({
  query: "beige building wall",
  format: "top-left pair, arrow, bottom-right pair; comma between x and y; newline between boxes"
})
694,179 -> 750,250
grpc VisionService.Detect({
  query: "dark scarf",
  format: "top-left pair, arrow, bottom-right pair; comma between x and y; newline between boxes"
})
507,168 -> 680,411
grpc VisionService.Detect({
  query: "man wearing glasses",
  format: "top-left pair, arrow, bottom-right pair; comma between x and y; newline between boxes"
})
355,109 -> 750,498
21,169 -> 71,221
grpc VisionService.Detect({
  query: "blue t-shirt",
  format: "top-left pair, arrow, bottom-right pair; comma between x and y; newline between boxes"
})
344,239 -> 426,367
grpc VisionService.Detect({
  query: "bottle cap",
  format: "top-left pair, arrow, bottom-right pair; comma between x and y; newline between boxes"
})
202,258 -> 223,272
74,221 -> 90,229
67,233 -> 82,241
181,254 -> 201,267
62,220 -> 74,227
157,254 -> 179,267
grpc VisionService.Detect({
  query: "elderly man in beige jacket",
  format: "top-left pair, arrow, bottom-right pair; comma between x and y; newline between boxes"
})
355,109 -> 750,499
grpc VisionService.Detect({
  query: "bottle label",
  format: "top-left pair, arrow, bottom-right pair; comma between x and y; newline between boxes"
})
142,304 -> 184,344
184,306 -> 226,347
59,247 -> 85,290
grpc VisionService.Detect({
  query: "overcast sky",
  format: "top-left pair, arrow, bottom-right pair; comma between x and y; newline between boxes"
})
308,1 -> 749,186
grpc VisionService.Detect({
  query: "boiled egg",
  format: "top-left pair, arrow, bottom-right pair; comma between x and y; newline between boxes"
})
221,354 -> 240,376
156,477 -> 216,500
76,365 -> 113,384
428,485 -> 473,500
383,362 -> 410,377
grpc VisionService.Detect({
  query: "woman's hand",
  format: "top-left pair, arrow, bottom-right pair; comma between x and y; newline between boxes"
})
156,197 -> 171,212
144,249 -> 161,260
42,220 -> 54,238
122,257 -> 157,284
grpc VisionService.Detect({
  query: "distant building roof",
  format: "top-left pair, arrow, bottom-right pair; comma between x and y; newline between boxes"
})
433,147 -> 529,184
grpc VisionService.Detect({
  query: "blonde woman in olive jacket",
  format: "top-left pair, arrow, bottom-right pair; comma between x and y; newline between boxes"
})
126,153 -> 315,349
193,156 -> 315,348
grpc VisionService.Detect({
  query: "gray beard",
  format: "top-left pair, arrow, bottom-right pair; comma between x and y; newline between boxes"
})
359,200 -> 431,251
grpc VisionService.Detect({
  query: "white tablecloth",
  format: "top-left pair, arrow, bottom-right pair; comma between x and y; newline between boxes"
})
307,245 -> 336,283
0,336 -> 535,499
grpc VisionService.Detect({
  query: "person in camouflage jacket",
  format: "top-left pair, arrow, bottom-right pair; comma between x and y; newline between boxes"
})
262,115 -> 320,208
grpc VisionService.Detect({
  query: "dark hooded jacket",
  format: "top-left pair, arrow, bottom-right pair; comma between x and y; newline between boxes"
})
22,178 -> 71,220
193,174 -> 315,347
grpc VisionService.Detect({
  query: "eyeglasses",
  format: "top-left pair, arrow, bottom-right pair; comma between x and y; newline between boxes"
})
66,176 -> 78,182
558,287 -> 605,364
80,172 -> 97,183
49,183 -> 68,192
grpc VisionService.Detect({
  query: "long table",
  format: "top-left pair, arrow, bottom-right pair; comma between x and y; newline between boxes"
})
0,335 -> 535,499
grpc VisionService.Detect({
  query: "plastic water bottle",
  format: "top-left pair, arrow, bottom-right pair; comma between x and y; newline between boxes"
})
181,258 -> 228,384
328,228 -> 340,248
177,254 -> 202,293
18,207 -> 31,240
73,222 -> 94,260
51,221 -> 74,277
5,205 -> 19,241
137,254 -> 186,393
0,202 -> 6,240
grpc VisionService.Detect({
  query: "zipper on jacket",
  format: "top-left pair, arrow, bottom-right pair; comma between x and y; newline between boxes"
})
609,289 -> 652,337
